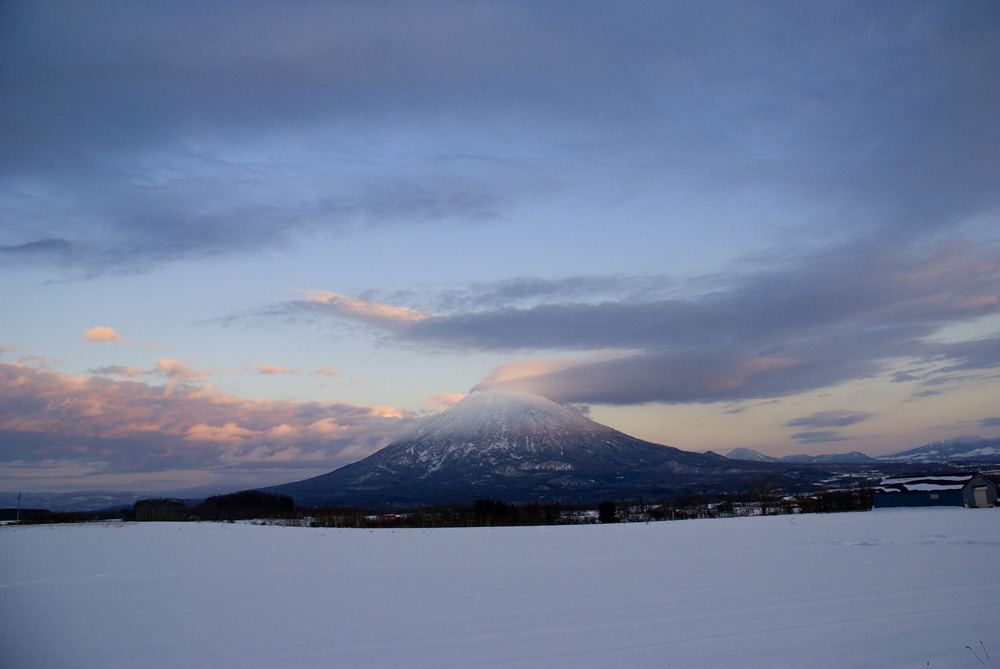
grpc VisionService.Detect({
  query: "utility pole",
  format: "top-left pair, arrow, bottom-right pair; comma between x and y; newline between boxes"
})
16,492 -> 21,523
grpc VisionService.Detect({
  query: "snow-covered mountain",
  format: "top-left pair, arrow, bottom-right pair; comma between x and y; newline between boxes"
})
724,448 -> 779,462
266,390 -> 763,507
876,436 -> 1000,463
725,437 -> 1000,465
724,448 -> 878,464
369,390 -> 715,473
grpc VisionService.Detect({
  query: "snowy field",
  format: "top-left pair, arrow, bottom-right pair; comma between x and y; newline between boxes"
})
3,508 -> 998,668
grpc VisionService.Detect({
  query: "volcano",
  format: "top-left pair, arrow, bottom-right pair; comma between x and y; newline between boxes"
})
265,389 -> 766,507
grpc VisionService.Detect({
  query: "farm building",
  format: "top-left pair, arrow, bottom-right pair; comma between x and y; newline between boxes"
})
873,473 -> 998,508
962,473 -> 998,508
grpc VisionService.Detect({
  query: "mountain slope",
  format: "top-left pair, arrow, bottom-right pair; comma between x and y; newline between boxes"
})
265,390 -> 762,506
877,436 -> 1000,463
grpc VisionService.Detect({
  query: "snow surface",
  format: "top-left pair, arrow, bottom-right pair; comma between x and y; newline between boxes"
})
3,509 -> 999,668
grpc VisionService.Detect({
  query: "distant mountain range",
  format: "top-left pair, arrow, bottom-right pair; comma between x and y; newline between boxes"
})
0,490 -> 149,514
724,448 -> 878,464
724,436 -> 1000,465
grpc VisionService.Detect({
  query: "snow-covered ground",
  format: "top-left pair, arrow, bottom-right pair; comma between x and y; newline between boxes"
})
3,508 -> 998,668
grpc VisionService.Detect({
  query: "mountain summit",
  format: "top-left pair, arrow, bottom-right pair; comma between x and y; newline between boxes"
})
265,390 -> 751,506
381,390 -> 697,472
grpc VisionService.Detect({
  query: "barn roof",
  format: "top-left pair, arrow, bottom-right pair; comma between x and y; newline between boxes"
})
874,474 -> 973,493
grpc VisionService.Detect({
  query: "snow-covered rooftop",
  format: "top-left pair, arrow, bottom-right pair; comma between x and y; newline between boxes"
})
875,474 -> 973,493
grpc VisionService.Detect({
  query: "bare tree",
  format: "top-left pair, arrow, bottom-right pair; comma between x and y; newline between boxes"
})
746,476 -> 782,516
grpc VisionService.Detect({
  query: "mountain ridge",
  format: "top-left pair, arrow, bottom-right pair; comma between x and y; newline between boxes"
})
875,436 -> 1000,463
724,436 -> 1000,464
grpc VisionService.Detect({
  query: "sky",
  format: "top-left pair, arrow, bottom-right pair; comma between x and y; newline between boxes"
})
2,0 -> 999,494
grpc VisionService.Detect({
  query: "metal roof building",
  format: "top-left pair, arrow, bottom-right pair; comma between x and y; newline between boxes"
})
873,473 -> 998,508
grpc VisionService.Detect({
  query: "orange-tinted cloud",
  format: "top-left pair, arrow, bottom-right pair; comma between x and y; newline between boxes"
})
88,360 -> 213,387
312,367 -> 340,376
184,422 -> 258,443
0,361 -> 419,491
82,326 -> 132,345
153,358 -> 213,384
474,351 -> 640,398
17,354 -> 60,369
423,392 -> 465,412
256,364 -> 299,375
304,290 -> 432,328
476,357 -> 586,388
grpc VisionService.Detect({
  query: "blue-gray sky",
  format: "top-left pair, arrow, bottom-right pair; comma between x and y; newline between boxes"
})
2,1 -> 999,492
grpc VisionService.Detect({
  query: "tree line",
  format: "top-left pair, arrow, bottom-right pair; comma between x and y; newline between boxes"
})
5,482 -> 872,526
125,490 -> 296,522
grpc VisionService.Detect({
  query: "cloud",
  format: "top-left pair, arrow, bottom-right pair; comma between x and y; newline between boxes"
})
925,336 -> 1000,375
980,417 -> 1000,428
82,326 -> 132,345
88,360 -> 211,385
16,355 -> 60,369
427,275 -> 677,313
184,422 -> 258,444
0,361 -> 420,491
292,237 -> 1000,405
789,431 -> 855,445
153,359 -> 213,385
474,351 -> 808,405
301,291 -> 433,329
1,0 -> 519,278
476,357 -> 603,388
89,365 -> 147,378
312,367 -> 340,377
423,392 -> 465,412
473,351 -> 643,396
3,3 -> 997,277
403,240 -> 1000,354
0,239 -> 73,259
785,411 -> 874,429
256,365 -> 299,375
